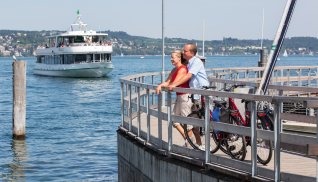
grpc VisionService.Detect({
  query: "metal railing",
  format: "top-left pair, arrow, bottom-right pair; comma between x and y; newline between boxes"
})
119,66 -> 318,182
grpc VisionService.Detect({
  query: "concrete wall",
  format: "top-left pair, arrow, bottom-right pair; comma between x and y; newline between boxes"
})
117,131 -> 243,182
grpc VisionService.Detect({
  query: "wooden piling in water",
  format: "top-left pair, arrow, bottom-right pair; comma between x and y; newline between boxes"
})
12,60 -> 26,140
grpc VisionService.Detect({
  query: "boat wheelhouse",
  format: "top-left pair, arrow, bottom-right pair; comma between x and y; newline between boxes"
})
34,11 -> 114,78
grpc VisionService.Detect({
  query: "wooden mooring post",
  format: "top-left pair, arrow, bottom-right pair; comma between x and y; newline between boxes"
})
12,60 -> 26,140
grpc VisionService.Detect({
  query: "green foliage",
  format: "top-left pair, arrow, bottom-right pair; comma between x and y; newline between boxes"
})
0,30 -> 317,56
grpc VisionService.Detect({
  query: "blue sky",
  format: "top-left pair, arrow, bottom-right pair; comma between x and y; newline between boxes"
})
0,0 -> 317,40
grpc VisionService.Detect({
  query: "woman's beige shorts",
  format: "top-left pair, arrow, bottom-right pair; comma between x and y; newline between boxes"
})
173,94 -> 193,130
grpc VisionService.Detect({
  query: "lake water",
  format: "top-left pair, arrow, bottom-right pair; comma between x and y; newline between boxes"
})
0,55 -> 317,181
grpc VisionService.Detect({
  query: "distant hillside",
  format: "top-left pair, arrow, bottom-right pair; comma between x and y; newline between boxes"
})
0,29 -> 317,57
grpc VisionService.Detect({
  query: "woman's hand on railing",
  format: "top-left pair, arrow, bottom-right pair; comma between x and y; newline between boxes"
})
155,85 -> 162,94
168,83 -> 176,91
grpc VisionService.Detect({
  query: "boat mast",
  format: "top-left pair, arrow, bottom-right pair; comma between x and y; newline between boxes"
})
256,0 -> 297,95
70,9 -> 87,32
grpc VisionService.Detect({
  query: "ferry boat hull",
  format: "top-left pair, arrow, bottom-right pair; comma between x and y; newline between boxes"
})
33,62 -> 114,78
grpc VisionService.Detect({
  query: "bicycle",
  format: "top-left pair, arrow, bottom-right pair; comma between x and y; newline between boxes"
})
217,84 -> 273,165
182,86 -> 247,161
183,84 -> 274,165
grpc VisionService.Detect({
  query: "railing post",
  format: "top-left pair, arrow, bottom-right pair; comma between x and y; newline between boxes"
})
120,82 -> 125,126
316,68 -> 318,87
298,69 -> 301,86
204,96 -> 210,163
158,92 -> 163,148
167,91 -> 172,153
141,76 -> 145,105
308,68 -> 311,87
250,101 -> 258,176
137,86 -> 141,137
128,84 -> 132,131
280,69 -> 284,86
125,82 -> 129,115
316,112 -> 318,182
287,69 -> 290,86
146,89 -> 150,142
152,75 -> 155,105
274,100 -> 282,182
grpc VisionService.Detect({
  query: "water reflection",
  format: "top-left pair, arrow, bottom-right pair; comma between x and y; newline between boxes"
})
8,139 -> 28,181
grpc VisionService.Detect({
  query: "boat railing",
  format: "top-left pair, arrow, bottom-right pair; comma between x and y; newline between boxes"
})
119,66 -> 318,181
38,41 -> 112,49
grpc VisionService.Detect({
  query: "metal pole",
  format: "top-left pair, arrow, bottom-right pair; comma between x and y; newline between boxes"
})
256,0 -> 297,95
316,112 -> 318,182
274,101 -> 282,182
202,20 -> 205,57
137,87 -> 141,137
167,92 -> 172,153
152,75 -> 155,105
161,0 -> 166,107
250,101 -> 258,176
128,85 -> 132,131
204,96 -> 210,163
158,93 -> 163,148
146,89 -> 150,142
120,82 -> 124,126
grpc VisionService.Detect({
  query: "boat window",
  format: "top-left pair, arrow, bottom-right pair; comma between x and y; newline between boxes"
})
57,37 -> 64,47
37,56 -> 45,63
49,38 -> 56,47
92,36 -> 99,43
95,54 -> 100,61
101,54 -> 104,61
75,54 -> 86,63
60,55 -> 64,64
86,54 -> 93,62
106,54 -> 111,61
74,36 -> 85,43
69,37 -> 75,44
64,54 -> 75,64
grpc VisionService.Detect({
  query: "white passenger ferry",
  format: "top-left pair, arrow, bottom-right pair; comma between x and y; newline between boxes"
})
34,11 -> 114,77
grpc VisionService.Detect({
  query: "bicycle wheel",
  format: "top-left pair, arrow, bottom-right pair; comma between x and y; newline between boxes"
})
256,115 -> 273,165
226,116 -> 247,161
183,112 -> 219,153
256,138 -> 273,165
226,133 -> 247,161
212,131 -> 228,154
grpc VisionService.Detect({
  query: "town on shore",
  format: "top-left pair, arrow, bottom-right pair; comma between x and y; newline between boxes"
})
0,30 -> 317,57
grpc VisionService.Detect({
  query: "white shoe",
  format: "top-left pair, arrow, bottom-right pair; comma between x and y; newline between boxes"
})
198,144 -> 212,151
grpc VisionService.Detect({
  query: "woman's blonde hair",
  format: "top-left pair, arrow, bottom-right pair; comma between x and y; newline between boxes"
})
171,50 -> 182,58
171,50 -> 187,65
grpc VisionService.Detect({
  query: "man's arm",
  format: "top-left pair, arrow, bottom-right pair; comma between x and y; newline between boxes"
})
168,72 -> 192,90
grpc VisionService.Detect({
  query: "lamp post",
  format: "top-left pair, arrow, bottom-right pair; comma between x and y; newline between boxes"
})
161,0 -> 165,106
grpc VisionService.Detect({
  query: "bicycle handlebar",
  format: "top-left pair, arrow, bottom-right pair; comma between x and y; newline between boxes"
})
202,86 -> 217,90
224,84 -> 246,92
